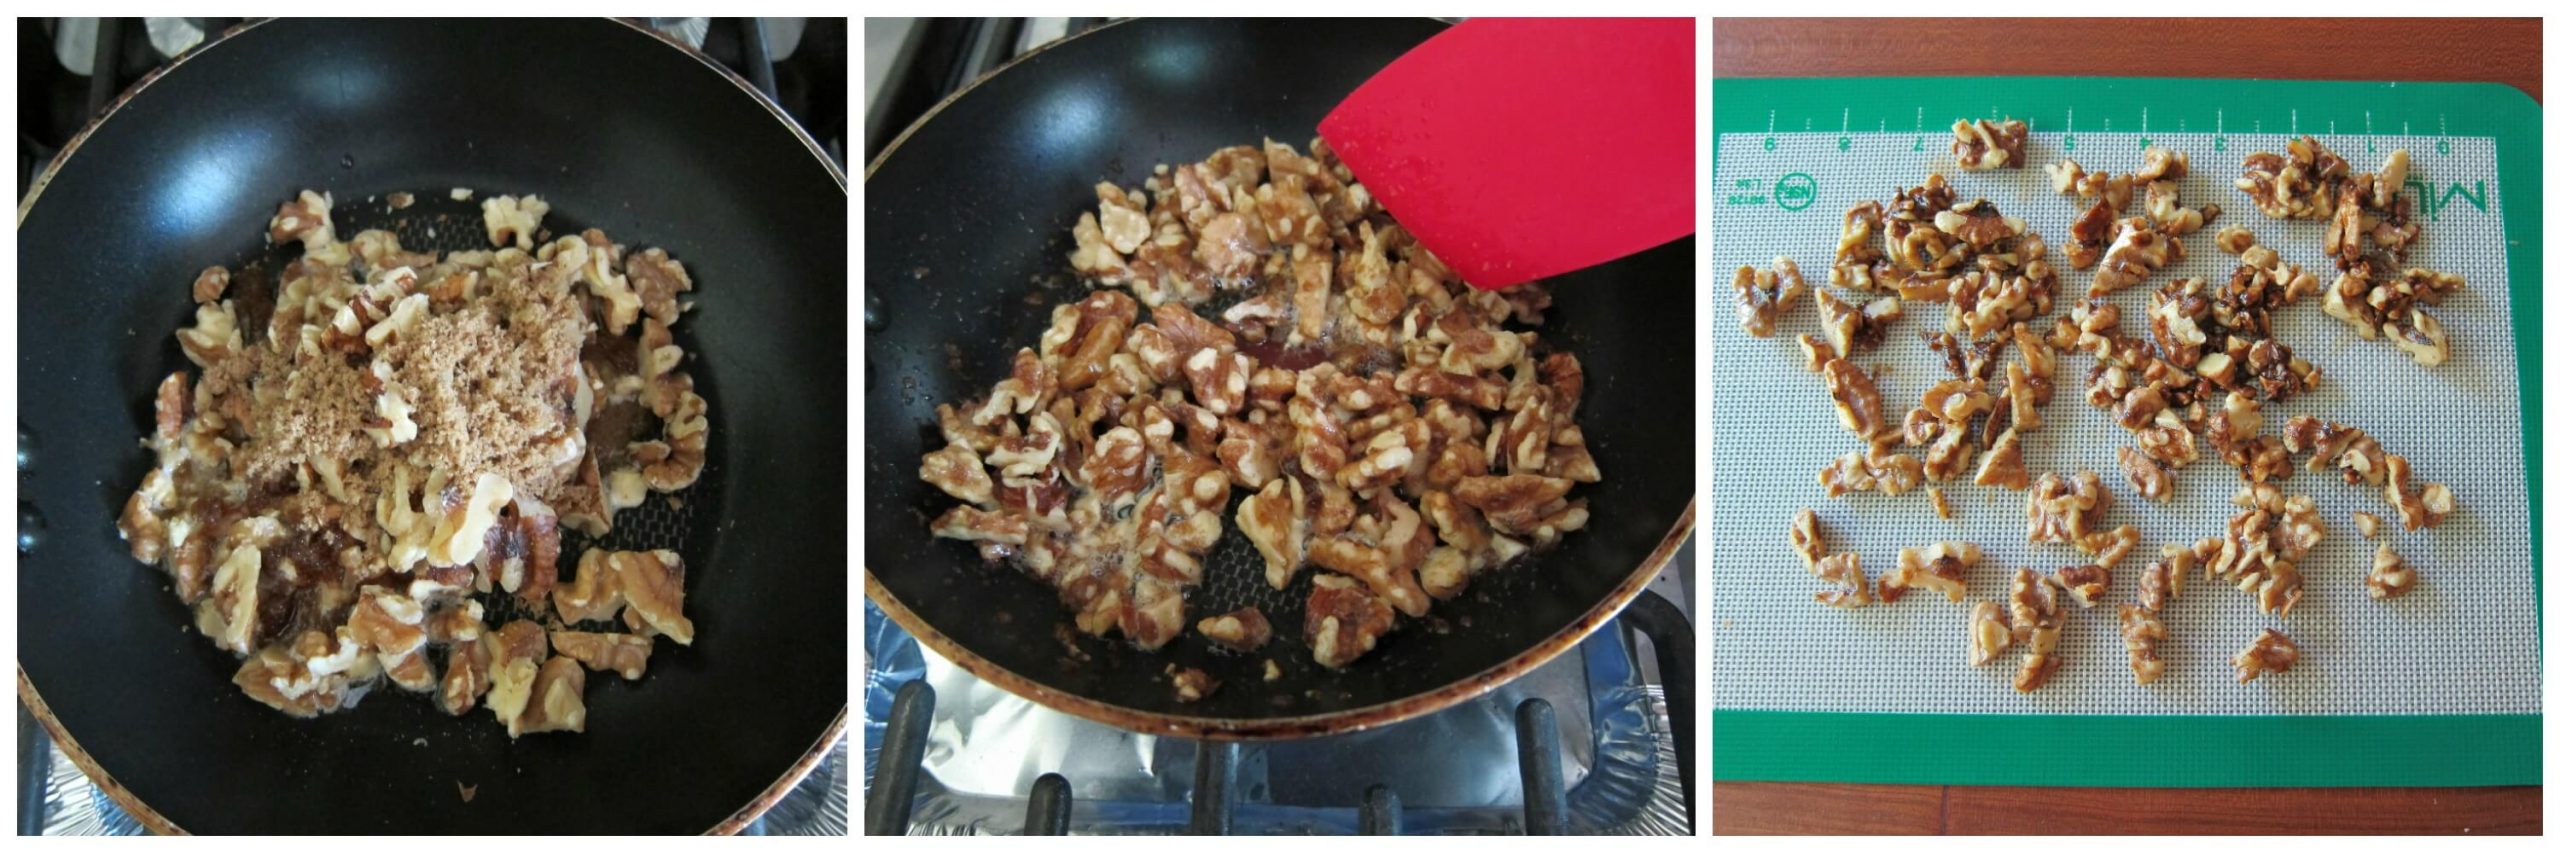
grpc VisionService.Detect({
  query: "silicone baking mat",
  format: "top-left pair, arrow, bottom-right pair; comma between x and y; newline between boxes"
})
1710,78 -> 2540,786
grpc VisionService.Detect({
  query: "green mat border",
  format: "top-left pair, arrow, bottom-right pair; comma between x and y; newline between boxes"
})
1711,77 -> 2542,787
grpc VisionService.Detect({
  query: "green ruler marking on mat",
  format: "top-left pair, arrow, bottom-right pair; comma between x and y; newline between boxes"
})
1712,77 -> 2543,788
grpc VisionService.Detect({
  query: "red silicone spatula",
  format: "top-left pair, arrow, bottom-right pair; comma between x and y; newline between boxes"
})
1319,18 -> 1695,291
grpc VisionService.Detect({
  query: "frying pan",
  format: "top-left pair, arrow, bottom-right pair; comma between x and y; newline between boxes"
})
16,18 -> 846,833
863,18 -> 1695,739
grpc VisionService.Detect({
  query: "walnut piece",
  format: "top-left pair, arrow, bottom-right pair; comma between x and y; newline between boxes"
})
2367,542 -> 2416,599
1818,447 -> 1922,497
1788,509 -> 1826,568
2118,446 -> 2173,502
1733,258 -> 1808,337
1810,552 -> 1873,609
2136,545 -> 2193,612
2054,564 -> 2111,608
2230,628 -> 2299,683
2353,511 -> 2381,539
1967,601 -> 2011,666
550,630 -> 651,680
2118,604 -> 2167,685
1197,607 -> 1274,651
1950,119 -> 2028,170
1821,359 -> 1891,443
1928,486 -> 1954,519
1882,541 -> 1978,603
2009,570 -> 2065,692
2027,471 -> 2112,546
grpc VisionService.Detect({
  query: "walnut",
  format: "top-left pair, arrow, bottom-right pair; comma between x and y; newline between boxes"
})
1973,428 -> 2028,490
2143,180 -> 2206,237
2230,629 -> 2299,683
1881,541 -> 1978,603
2353,511 -> 2381,539
481,194 -> 550,251
609,550 -> 694,645
2136,545 -> 2194,612
550,630 -> 652,680
2135,147 -> 2189,184
2054,564 -> 2111,607
2064,200 -> 2115,269
1832,201 -> 1886,290
2092,217 -> 2178,297
1796,334 -> 1839,374
2009,570 -> 2066,692
2214,224 -> 2256,255
1818,447 -> 1922,497
2075,525 -> 2141,569
426,472 -> 515,568
176,300 -> 244,367
2118,446 -> 2173,502
1734,258 -> 1808,337
1928,486 -> 1954,519
2359,541 -> 2418,600
1950,118 -> 2027,169
509,655 -> 589,736
552,550 -> 625,623
920,442 -> 996,505
2281,416 -> 2386,485
2382,454 -> 2455,530
1306,574 -> 1394,668
2118,604 -> 2168,685
1821,359 -> 1891,443
1810,552 -> 1873,609
1945,267 -> 2054,340
1197,607 -> 1274,651
1788,508 -> 1826,568
2234,137 -> 2348,220
1967,601 -> 2011,666
2383,306 -> 2449,366
2027,471 -> 2112,545
1170,666 -> 1220,703
2216,485 -> 2315,617
1814,288 -> 1900,358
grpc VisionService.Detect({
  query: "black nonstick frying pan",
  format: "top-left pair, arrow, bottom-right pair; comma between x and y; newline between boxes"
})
17,18 -> 846,833
864,18 -> 1695,738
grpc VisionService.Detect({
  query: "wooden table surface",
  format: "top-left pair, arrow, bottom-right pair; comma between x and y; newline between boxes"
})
1709,17 -> 2543,835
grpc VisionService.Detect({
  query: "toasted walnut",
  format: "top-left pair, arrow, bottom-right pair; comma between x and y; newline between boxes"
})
1967,601 -> 2011,666
2281,416 -> 2386,485
2075,525 -> 2141,569
481,194 -> 550,251
1832,201 -> 1886,290
1882,541 -> 1978,603
2134,411 -> 2200,468
2137,545 -> 2194,612
2027,471 -> 2112,545
920,442 -> 996,505
1789,508 -> 1826,568
2215,485 -> 2316,617
2230,629 -> 2299,683
1197,607 -> 1274,651
2092,217 -> 2178,297
2359,541 -> 2418,600
550,630 -> 652,680
1810,552 -> 1873,609
1796,334 -> 1839,374
553,550 -> 625,623
1818,447 -> 1923,497
425,472 -> 515,568
1973,428 -> 2028,490
1944,266 -> 2055,340
2353,511 -> 2381,539
2118,604 -> 2167,685
1306,574 -> 1394,668
2382,454 -> 2455,530
1950,119 -> 2027,170
1928,486 -> 1954,519
2053,564 -> 2111,608
2214,224 -> 2256,255
1734,259 -> 1808,337
176,300 -> 244,368
2235,137 -> 2348,220
1169,666 -> 1220,703
610,550 -> 694,645
2009,570 -> 2065,692
2117,446 -> 2173,502
1821,359 -> 1891,443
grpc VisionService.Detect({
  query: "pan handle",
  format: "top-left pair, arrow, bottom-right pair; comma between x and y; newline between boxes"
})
1618,590 -> 1695,833
862,680 -> 934,835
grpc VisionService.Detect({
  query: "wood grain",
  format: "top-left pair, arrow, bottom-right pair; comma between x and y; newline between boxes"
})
1714,18 -> 2541,102
1944,786 -> 2545,835
1709,17 -> 2542,835
1714,782 -> 1943,835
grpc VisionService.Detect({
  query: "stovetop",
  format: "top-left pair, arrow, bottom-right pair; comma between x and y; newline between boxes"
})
860,532 -> 1693,835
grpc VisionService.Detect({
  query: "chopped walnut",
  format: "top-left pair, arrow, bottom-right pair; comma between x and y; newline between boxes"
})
2009,570 -> 2066,692
1306,574 -> 1394,668
2365,542 -> 2417,599
2353,511 -> 2381,539
1821,359 -> 1891,444
2211,485 -> 2317,617
1796,334 -> 1839,374
1928,486 -> 1954,519
2118,446 -> 2173,502
2235,137 -> 2350,220
2075,525 -> 2141,569
480,194 -> 550,251
1818,447 -> 1923,497
1881,541 -> 1978,604
1734,258 -> 1808,337
2214,224 -> 2256,255
2026,471 -> 2112,546
1967,601 -> 2011,666
1171,666 -> 1220,703
1973,428 -> 2028,490
1788,508 -> 1826,568
2323,267 -> 2464,366
1810,552 -> 1873,609
550,630 -> 651,680
1950,119 -> 2028,170
2382,453 -> 2455,530
2054,564 -> 2111,608
2136,545 -> 2194,612
2230,628 -> 2299,683
2092,216 -> 2178,297
1197,607 -> 1274,651
2118,604 -> 2167,685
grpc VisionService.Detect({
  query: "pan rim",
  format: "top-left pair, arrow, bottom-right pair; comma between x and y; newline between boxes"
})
860,14 -> 1695,740
17,15 -> 849,835
864,503 -> 1692,739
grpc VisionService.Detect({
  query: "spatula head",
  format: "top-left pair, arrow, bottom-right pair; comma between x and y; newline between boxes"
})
1319,18 -> 1696,290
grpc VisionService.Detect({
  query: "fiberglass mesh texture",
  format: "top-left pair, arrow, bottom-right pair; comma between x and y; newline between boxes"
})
1711,131 -> 2536,715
